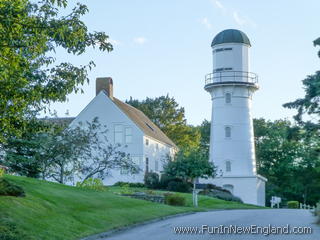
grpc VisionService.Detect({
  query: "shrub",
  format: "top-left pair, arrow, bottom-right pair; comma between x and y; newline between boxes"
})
316,202 -> 320,224
164,193 -> 186,206
114,181 -> 145,188
167,181 -> 192,193
0,168 -> 5,178
287,201 -> 299,209
144,172 -> 159,189
200,189 -> 243,203
76,178 -> 105,191
0,178 -> 25,197
119,184 -> 133,195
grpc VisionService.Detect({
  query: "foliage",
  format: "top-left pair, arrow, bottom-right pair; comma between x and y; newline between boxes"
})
163,148 -> 216,183
144,172 -> 160,189
201,189 -> 243,203
119,184 -> 133,195
113,181 -> 145,188
283,38 -> 320,131
164,193 -> 186,206
0,178 -> 25,197
167,181 -> 192,193
76,178 -> 105,192
3,118 -> 140,184
76,118 -> 140,183
126,95 -> 201,149
287,201 -> 299,209
0,0 -> 113,142
0,169 -> 4,178
254,118 -> 320,205
2,119 -> 56,178
316,202 -> 320,224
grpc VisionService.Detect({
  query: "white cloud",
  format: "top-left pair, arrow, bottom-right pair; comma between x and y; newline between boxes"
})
233,11 -> 246,26
108,38 -> 120,46
200,17 -> 212,30
133,37 -> 147,45
233,11 -> 257,28
214,0 -> 224,10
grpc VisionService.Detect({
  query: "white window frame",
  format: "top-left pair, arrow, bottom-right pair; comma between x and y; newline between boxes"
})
125,127 -> 132,144
114,124 -> 123,144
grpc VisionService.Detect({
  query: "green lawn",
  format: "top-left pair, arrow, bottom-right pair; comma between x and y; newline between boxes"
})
0,175 -> 262,240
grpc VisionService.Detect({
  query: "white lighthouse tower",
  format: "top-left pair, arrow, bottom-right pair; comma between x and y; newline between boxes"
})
204,29 -> 267,206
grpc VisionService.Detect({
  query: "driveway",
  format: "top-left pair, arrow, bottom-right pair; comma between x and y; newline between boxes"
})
105,209 -> 320,240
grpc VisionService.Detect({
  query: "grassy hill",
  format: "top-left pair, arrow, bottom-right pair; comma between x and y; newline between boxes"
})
0,175 -> 262,240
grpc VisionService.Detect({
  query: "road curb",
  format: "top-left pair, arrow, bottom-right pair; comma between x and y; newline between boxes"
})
80,211 -> 196,240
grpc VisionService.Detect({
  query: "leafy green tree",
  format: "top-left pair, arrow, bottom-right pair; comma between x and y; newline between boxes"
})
283,38 -> 320,131
254,118 -> 320,205
126,95 -> 200,149
76,118 -> 140,183
164,148 -> 216,184
0,0 -> 112,142
2,119 -> 54,178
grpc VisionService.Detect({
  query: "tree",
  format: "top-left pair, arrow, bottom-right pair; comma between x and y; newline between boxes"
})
2,119 -> 54,178
126,95 -> 200,149
164,148 -> 216,184
283,38 -> 320,131
254,118 -> 320,205
76,118 -> 140,183
0,0 -> 112,142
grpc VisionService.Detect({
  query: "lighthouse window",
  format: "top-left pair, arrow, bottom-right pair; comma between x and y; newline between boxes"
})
213,48 -> 233,53
225,126 -> 231,138
214,67 -> 233,72
226,161 -> 231,172
225,93 -> 231,103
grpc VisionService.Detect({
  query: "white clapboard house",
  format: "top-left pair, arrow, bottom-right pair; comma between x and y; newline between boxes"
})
69,77 -> 177,185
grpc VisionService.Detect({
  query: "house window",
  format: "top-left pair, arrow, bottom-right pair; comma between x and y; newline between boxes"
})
226,161 -> 231,172
145,157 -> 149,173
125,127 -> 132,144
145,138 -> 149,146
156,143 -> 159,151
225,126 -> 231,138
225,93 -> 231,104
155,160 -> 159,172
114,125 -> 123,144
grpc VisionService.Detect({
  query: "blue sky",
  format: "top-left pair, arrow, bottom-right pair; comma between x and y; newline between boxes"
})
49,0 -> 320,125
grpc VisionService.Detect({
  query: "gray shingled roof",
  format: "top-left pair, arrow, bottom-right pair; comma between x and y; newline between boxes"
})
113,97 -> 177,148
211,29 -> 251,47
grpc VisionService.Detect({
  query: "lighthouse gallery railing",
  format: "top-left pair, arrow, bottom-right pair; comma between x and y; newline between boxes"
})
205,71 -> 258,85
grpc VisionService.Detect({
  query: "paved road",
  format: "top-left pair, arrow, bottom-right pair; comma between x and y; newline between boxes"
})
105,209 -> 320,240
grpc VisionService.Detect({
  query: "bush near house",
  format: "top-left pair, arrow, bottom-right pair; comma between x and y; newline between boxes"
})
315,202 -> 320,224
113,181 -> 145,188
164,193 -> 186,206
144,172 -> 160,189
287,201 -> 299,209
76,178 -> 105,191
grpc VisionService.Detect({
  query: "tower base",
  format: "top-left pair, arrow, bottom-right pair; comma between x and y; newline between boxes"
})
203,175 -> 267,206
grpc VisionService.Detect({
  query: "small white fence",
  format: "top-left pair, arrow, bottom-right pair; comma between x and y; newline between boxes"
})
300,203 -> 315,210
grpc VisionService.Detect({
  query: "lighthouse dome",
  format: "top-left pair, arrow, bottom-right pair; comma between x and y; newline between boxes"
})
211,29 -> 251,47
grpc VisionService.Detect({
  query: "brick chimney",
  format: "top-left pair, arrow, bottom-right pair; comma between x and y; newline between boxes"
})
96,77 -> 113,99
